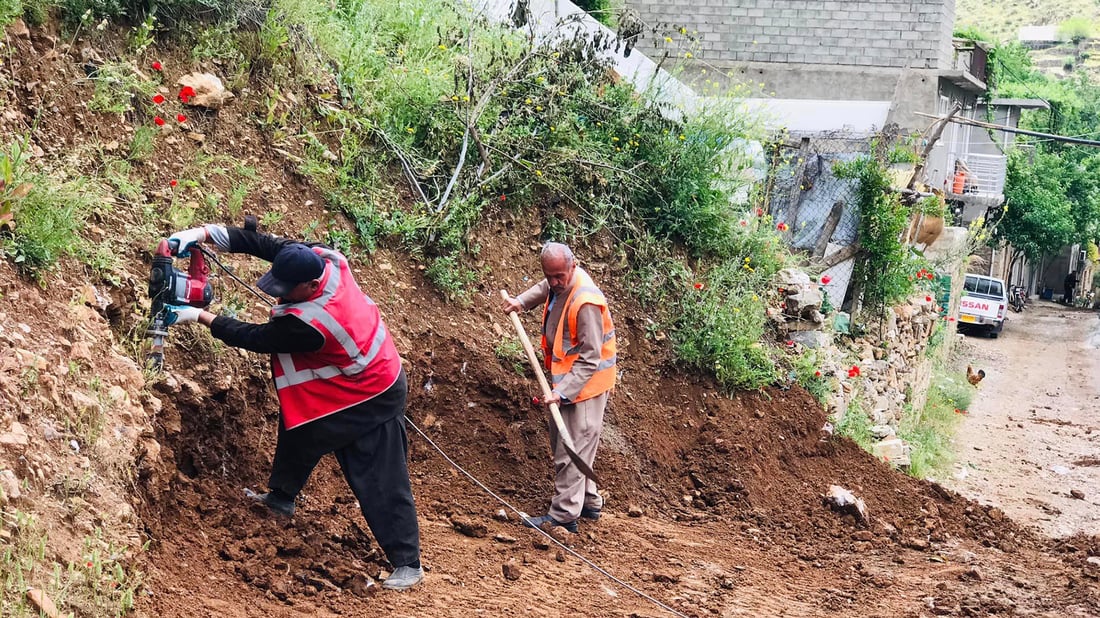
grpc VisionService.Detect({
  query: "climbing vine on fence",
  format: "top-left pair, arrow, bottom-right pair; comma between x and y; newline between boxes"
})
833,155 -> 926,330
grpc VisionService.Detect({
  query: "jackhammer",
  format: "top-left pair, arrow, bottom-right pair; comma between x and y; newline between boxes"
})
146,238 -> 213,370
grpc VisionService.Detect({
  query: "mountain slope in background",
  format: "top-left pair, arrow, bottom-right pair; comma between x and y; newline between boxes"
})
956,0 -> 1100,79
955,0 -> 1100,43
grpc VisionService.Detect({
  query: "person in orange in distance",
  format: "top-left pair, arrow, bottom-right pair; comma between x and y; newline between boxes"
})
501,242 -> 617,533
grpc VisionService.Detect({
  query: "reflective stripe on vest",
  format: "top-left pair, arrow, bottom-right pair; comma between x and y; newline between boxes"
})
541,267 -> 616,402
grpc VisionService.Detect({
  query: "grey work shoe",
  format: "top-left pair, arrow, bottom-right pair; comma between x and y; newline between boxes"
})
245,489 -> 295,517
522,513 -> 578,533
580,506 -> 602,521
382,565 -> 424,591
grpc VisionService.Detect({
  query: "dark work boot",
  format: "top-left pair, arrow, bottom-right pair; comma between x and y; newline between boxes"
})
522,513 -> 578,533
579,506 -> 602,521
246,488 -> 295,517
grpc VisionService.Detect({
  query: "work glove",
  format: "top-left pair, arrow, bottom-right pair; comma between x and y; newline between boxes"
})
163,304 -> 202,326
167,226 -> 209,257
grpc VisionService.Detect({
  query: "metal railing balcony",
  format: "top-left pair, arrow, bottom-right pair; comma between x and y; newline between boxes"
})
953,153 -> 1007,199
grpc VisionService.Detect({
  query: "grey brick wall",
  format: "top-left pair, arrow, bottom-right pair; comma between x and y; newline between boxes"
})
627,0 -> 956,69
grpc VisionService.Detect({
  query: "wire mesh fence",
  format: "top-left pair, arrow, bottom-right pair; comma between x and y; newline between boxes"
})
759,132 -> 884,254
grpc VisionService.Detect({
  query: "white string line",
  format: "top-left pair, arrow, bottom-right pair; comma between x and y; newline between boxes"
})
404,416 -> 694,618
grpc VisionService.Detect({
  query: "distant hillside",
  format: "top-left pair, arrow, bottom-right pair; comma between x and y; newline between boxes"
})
956,0 -> 1100,80
955,0 -> 1100,43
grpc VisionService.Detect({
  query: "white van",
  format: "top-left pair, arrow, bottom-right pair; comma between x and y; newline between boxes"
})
958,275 -> 1008,338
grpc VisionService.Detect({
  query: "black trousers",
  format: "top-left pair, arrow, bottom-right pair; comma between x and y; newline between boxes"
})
268,370 -> 421,568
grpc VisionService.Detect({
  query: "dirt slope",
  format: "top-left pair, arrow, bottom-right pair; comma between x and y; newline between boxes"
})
1,18 -> 1098,618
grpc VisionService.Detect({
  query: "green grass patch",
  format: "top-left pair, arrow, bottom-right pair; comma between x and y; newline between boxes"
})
0,141 -> 105,282
899,367 -> 972,478
835,394 -> 874,452
0,509 -> 143,617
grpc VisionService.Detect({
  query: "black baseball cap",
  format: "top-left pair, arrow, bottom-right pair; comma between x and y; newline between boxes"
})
258,243 -> 325,297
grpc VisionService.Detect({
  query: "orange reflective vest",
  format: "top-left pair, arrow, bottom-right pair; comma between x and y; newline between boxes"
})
270,247 -> 402,430
540,267 -> 617,402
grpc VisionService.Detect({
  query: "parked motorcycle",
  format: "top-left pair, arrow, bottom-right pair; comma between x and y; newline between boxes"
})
1010,286 -> 1026,313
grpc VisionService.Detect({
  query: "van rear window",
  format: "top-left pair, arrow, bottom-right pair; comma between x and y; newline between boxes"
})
964,276 -> 1003,297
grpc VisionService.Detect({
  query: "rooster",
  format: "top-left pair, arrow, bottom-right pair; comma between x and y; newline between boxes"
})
966,365 -> 985,386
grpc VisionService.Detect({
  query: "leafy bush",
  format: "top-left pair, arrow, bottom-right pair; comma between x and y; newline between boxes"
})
900,368 -> 969,478
274,0 -> 784,389
833,155 -> 925,321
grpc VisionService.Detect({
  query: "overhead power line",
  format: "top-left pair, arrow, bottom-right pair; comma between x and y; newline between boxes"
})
914,111 -> 1100,148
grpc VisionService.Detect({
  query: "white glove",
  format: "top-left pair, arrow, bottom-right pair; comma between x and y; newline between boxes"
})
163,304 -> 202,326
168,226 -> 209,257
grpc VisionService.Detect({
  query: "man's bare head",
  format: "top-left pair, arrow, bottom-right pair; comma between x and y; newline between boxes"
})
541,242 -> 576,295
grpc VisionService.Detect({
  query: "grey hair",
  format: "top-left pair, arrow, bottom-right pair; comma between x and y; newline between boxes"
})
540,242 -> 574,265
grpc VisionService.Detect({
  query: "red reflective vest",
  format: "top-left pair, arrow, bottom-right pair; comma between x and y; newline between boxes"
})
270,247 -> 402,429
541,267 -> 617,403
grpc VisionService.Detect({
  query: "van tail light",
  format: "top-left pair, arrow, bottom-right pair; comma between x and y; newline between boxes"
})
997,304 -> 1005,319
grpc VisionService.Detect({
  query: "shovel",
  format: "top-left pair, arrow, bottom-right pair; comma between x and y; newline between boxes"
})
500,289 -> 600,484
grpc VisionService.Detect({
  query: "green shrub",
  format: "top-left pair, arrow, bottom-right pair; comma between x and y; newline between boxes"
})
0,142 -> 101,280
1,0 -> 22,25
790,349 -> 832,404
899,368 -> 969,478
836,395 -> 873,451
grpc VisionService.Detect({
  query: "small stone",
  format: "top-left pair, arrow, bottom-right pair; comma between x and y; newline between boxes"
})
502,560 -> 522,581
905,537 -> 930,551
652,570 -> 681,583
852,530 -> 874,542
0,470 -> 21,504
627,504 -> 644,518
555,550 -> 566,562
1070,489 -> 1085,500
493,533 -> 517,544
25,589 -> 61,618
450,517 -> 487,538
493,508 -> 508,521
185,131 -> 206,143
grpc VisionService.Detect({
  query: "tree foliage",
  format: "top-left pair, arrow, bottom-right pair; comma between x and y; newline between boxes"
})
990,39 -> 1100,255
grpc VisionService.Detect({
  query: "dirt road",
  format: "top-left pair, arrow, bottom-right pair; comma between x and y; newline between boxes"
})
945,300 -> 1100,538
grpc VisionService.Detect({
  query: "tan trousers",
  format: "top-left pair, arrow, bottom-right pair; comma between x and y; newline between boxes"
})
548,391 -> 607,522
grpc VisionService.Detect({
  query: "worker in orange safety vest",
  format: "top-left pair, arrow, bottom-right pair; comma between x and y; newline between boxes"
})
501,242 -> 616,533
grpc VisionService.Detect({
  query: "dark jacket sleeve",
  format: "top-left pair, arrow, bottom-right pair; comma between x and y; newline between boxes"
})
209,314 -> 325,354
226,227 -> 299,262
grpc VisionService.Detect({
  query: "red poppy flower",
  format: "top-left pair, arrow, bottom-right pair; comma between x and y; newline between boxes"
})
693,282 -> 704,290
739,220 -> 747,227
814,370 -> 821,378
755,207 -> 763,216
169,179 -> 178,187
948,317 -> 956,322
152,94 -> 165,105
177,113 -> 187,123
151,61 -> 163,71
154,116 -> 165,126
849,365 -> 861,377
179,86 -> 196,103
86,561 -> 94,568
926,272 -> 934,280
820,275 -> 831,285
776,222 -> 788,232
925,295 -> 932,302
500,195 -> 506,201
785,340 -> 795,348
779,302 -> 786,309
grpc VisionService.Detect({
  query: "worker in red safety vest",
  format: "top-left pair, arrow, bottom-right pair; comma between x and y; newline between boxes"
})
501,242 -> 617,533
162,223 -> 423,591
